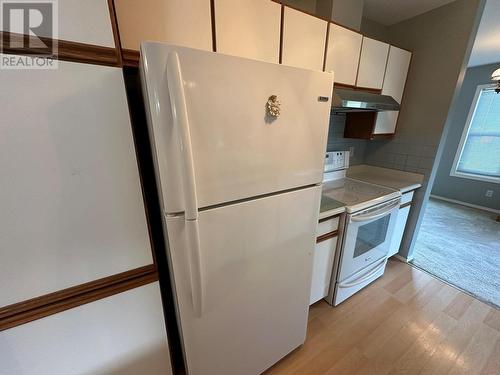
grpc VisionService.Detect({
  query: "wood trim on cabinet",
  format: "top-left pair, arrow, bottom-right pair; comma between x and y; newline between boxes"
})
318,213 -> 341,223
334,83 -> 382,94
0,32 -> 120,66
122,48 -> 140,67
322,22 -> 330,72
279,4 -> 284,64
316,230 -> 339,243
210,0 -> 217,52
0,265 -> 158,331
107,0 -> 123,66
400,202 -> 412,209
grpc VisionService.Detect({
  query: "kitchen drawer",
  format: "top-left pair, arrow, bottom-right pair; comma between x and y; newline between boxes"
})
317,216 -> 340,237
401,191 -> 414,206
310,235 -> 338,305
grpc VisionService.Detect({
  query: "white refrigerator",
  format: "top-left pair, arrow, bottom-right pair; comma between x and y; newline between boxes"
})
140,42 -> 334,375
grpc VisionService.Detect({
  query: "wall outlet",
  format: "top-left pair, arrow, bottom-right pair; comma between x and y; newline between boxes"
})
349,146 -> 355,158
485,190 -> 494,198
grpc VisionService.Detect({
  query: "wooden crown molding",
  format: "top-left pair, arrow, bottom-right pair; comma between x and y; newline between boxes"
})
0,32 -> 120,67
0,265 -> 157,331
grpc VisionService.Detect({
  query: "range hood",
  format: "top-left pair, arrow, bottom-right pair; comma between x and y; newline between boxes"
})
332,88 -> 400,112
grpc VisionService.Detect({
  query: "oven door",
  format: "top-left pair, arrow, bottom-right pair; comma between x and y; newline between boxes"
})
338,197 -> 400,281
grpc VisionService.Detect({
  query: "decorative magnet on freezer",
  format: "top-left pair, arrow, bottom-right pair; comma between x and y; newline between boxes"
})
266,95 -> 281,118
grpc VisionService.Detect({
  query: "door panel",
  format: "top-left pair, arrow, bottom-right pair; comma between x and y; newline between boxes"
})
282,7 -> 328,71
388,205 -> 410,257
325,24 -> 362,85
115,0 -> 212,51
310,236 -> 338,305
141,43 -> 333,212
215,0 -> 281,63
356,37 -> 389,89
0,283 -> 172,375
0,0 -> 115,47
0,58 -> 152,307
165,186 -> 321,375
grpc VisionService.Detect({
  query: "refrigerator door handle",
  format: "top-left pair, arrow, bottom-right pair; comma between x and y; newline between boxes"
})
167,51 -> 204,317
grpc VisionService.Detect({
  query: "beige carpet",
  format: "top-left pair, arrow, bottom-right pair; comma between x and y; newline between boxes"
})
411,198 -> 500,308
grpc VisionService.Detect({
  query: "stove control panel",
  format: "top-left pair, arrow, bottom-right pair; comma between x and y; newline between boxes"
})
324,151 -> 349,172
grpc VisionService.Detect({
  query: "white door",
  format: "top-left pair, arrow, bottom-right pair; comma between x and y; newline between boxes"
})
356,37 -> 389,89
388,205 -> 410,257
165,186 -> 321,375
324,23 -> 362,86
141,43 -> 333,213
115,0 -> 213,51
373,46 -> 411,135
215,0 -> 281,63
282,7 -> 328,71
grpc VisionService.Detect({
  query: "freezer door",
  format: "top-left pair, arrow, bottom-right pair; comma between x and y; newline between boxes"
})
141,42 -> 333,213
165,186 -> 321,375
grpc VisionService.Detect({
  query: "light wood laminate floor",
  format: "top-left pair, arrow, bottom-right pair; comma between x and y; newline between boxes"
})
266,259 -> 500,375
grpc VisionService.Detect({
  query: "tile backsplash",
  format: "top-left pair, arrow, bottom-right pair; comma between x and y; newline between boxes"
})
326,113 -> 368,166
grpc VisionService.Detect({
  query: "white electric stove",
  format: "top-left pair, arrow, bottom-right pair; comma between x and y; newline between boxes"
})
322,152 -> 402,306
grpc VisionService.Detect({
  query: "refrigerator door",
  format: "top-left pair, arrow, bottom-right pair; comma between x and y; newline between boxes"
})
165,186 -> 321,375
141,42 -> 333,213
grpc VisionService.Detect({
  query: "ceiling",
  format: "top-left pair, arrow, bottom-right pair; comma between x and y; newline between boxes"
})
468,0 -> 500,67
363,0 -> 456,26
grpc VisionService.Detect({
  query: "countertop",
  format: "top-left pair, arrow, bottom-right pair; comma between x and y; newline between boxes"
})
319,194 -> 345,219
346,165 -> 424,193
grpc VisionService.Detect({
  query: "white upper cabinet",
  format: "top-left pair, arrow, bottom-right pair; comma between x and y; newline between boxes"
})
1,0 -> 115,47
0,58 -> 153,307
373,46 -> 412,134
356,37 -> 389,89
380,46 -> 412,103
325,24 -> 362,86
215,0 -> 281,63
282,7 -> 328,71
115,0 -> 212,51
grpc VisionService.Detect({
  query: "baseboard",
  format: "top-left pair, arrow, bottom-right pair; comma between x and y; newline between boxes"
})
430,195 -> 500,215
392,254 -> 413,263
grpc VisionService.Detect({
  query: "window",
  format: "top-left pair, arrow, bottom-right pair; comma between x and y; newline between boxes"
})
451,84 -> 500,183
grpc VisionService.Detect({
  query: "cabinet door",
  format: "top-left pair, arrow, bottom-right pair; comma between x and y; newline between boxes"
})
0,283 -> 172,375
310,236 -> 338,305
1,0 -> 115,47
356,37 -> 389,89
388,205 -> 410,257
373,46 -> 411,134
0,58 -> 152,307
282,7 -> 328,71
325,24 -> 362,85
215,0 -> 281,63
115,0 -> 212,51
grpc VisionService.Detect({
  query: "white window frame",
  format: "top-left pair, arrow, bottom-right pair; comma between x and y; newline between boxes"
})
450,83 -> 500,184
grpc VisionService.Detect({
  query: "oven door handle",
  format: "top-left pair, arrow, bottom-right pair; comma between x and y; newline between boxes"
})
338,258 -> 387,288
351,198 -> 400,222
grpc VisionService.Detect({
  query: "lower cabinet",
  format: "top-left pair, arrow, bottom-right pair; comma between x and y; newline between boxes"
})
0,283 -> 172,375
310,215 -> 340,305
388,190 -> 415,257
310,234 -> 338,305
